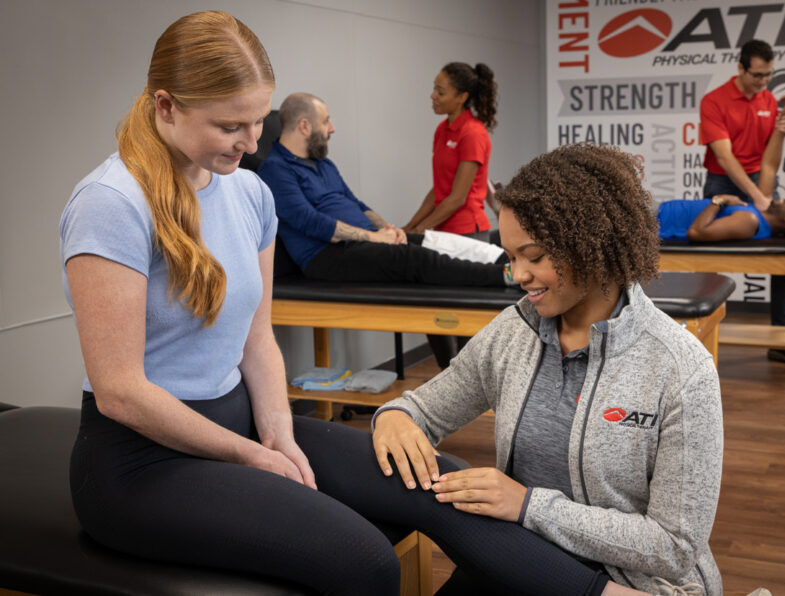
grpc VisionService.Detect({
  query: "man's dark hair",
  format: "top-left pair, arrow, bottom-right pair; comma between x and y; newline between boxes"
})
740,39 -> 774,69
279,92 -> 323,132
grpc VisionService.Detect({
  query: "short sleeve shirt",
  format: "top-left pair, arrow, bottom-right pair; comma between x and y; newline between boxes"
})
60,153 -> 277,400
657,198 -> 771,240
432,110 -> 491,234
700,76 -> 777,174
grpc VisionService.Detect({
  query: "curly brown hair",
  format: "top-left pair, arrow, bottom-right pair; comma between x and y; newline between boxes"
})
496,143 -> 660,292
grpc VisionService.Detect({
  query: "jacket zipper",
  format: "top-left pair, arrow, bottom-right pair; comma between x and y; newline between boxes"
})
578,333 -> 637,589
504,305 -> 546,474
577,332 -> 607,505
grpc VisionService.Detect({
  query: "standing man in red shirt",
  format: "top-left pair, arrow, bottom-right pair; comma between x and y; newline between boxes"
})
700,39 -> 785,362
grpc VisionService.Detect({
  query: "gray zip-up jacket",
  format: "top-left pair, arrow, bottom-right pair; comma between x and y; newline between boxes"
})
382,284 -> 723,594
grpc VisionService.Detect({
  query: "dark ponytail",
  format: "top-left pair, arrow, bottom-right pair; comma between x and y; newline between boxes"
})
441,61 -> 498,131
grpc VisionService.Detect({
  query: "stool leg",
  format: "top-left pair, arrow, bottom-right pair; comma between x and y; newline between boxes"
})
418,532 -> 433,596
395,332 -> 405,380
313,327 -> 332,421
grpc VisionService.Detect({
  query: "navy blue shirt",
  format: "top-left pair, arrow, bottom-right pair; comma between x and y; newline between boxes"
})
258,141 -> 375,269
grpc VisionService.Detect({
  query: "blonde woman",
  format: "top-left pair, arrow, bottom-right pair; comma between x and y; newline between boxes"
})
60,12 -> 399,594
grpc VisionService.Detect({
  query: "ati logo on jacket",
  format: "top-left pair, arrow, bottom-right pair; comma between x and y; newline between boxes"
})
603,408 -> 658,429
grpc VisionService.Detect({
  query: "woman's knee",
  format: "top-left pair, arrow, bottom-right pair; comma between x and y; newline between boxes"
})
332,526 -> 400,595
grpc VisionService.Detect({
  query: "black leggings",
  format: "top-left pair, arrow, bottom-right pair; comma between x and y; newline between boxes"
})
71,382 -> 609,595
303,235 -> 506,287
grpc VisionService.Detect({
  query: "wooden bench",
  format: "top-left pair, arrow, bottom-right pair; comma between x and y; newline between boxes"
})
660,239 -> 785,351
718,323 -> 785,349
272,272 -> 735,419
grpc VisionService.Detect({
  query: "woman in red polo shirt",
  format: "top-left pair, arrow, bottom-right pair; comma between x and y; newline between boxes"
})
403,62 -> 497,240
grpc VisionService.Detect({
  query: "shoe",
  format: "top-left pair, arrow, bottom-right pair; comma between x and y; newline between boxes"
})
767,349 -> 785,363
745,589 -> 772,596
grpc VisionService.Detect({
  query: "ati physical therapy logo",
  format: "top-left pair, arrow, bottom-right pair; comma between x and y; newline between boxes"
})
599,9 -> 672,58
603,408 -> 658,429
596,5 -> 785,59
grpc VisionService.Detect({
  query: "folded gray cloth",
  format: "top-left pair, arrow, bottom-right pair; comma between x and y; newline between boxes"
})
344,369 -> 398,394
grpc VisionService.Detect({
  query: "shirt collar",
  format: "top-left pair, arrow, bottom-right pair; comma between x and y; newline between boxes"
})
726,75 -> 761,102
446,109 -> 473,131
274,139 -> 321,168
537,288 -> 629,348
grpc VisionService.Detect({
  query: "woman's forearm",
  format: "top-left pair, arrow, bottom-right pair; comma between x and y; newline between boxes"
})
686,199 -> 722,237
405,189 -> 436,229
96,379 -> 263,465
414,193 -> 466,229
413,161 -> 480,231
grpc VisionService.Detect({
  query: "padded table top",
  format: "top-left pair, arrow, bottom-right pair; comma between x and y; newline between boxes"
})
660,238 -> 785,254
273,271 -> 735,319
0,406 -> 411,596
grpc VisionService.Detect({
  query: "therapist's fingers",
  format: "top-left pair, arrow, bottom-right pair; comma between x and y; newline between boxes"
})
372,409 -> 436,489
401,436 -> 438,490
416,434 -> 440,484
373,436 -> 427,490
388,444 -> 418,489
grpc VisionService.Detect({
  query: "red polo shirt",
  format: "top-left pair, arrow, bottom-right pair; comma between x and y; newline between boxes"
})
700,76 -> 777,174
432,109 -> 491,234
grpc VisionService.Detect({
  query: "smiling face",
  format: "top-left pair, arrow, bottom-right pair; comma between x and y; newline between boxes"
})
431,71 -> 469,119
156,82 -> 273,187
499,206 -> 594,320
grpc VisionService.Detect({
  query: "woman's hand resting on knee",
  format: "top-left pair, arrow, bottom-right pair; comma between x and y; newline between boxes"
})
432,468 -> 527,522
372,410 -> 440,490
245,441 -> 311,486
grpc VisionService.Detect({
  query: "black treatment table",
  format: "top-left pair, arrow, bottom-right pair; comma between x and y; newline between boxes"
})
271,271 -> 735,420
0,402 -> 433,596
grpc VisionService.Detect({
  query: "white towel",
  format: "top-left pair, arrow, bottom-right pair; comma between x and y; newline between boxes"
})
422,230 -> 504,264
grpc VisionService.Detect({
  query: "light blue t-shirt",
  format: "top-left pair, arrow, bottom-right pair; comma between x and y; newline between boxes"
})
60,153 -> 278,400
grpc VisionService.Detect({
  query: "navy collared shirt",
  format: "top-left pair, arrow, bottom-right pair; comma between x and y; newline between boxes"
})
258,141 -> 375,269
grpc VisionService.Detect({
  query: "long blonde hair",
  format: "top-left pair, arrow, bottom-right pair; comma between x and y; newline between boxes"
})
117,11 -> 274,325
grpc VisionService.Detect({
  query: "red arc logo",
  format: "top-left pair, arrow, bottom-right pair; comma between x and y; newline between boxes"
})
598,9 -> 672,58
603,407 -> 626,422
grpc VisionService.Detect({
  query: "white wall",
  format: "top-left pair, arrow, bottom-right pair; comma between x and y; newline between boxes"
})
0,0 -> 542,407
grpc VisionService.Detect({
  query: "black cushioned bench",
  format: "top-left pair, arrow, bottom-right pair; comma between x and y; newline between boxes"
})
271,271 -> 735,419
0,404 -> 431,596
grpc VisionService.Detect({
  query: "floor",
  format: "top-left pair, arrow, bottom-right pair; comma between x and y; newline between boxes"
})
335,311 -> 785,595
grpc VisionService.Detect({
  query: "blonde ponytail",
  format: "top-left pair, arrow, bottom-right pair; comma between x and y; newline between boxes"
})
118,92 -> 226,325
116,11 -> 274,326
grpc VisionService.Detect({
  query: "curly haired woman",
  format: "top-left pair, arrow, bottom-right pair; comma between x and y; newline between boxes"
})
372,144 -> 724,595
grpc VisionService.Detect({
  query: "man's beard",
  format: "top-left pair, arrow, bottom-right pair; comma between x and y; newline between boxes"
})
306,131 -> 329,160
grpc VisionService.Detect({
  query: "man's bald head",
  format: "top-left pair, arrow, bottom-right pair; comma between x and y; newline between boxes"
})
279,92 -> 324,132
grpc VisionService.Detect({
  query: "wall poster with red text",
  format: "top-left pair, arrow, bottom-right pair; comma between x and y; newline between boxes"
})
547,1 -> 785,303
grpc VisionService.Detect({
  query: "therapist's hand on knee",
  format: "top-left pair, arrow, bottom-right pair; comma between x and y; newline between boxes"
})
432,468 -> 527,523
372,410 -> 440,491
